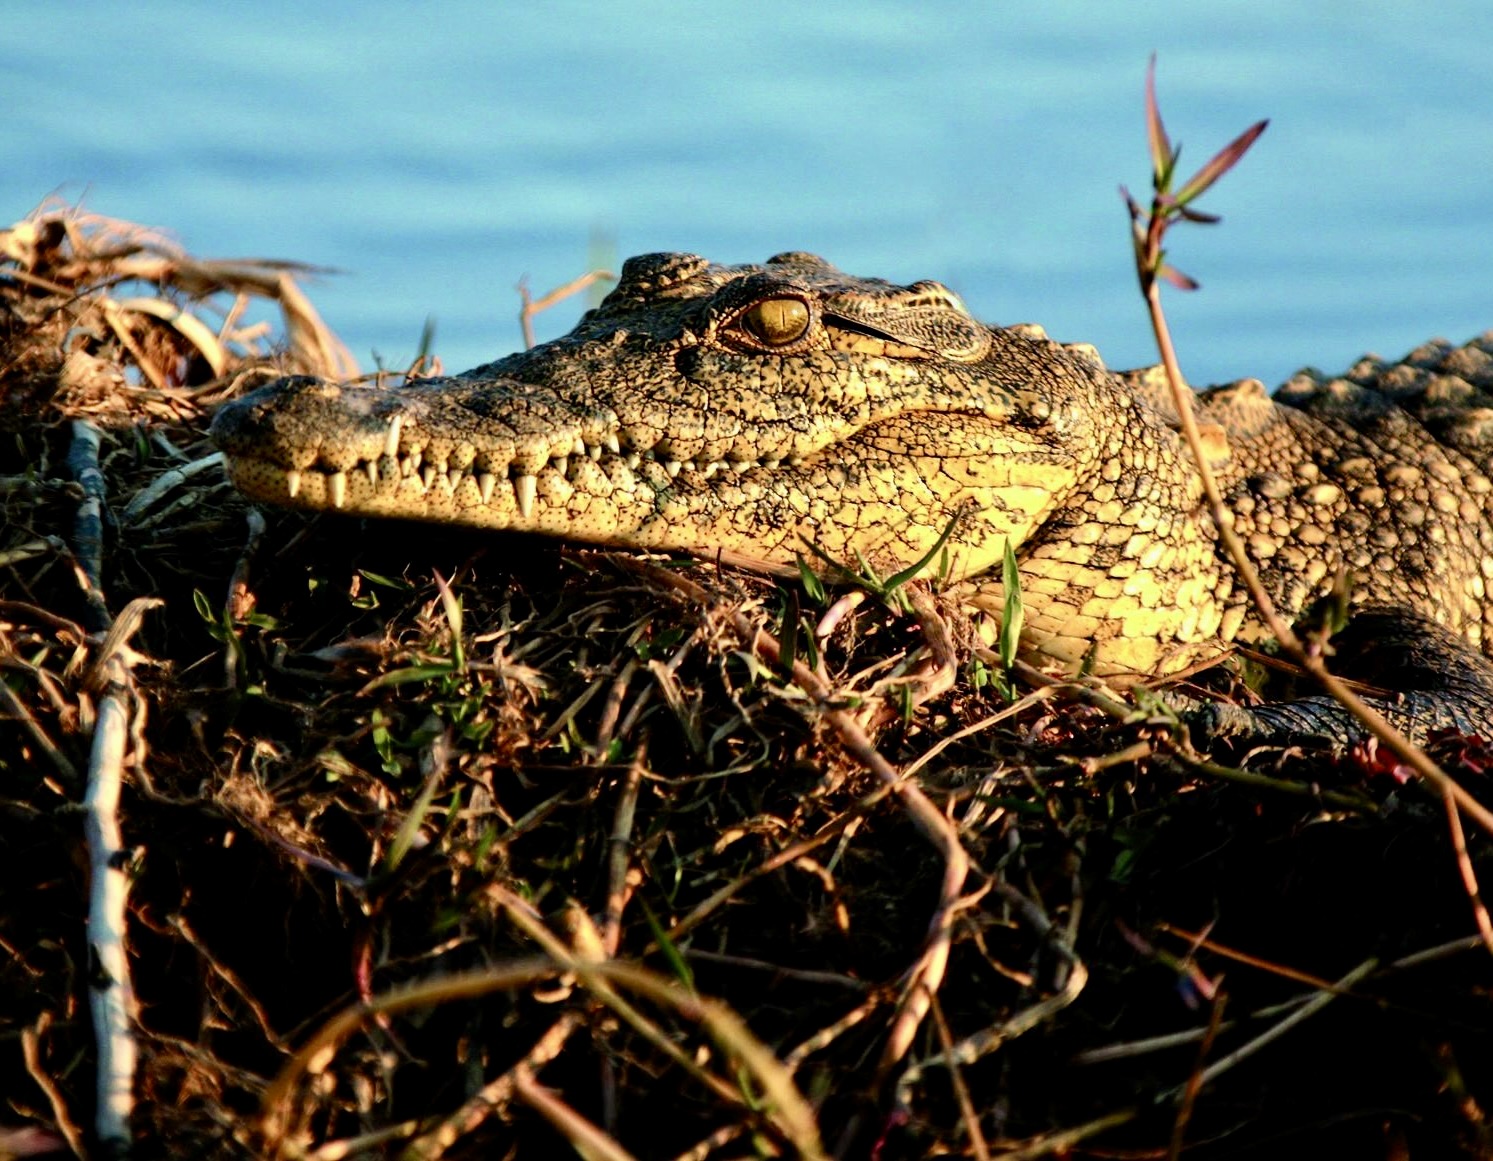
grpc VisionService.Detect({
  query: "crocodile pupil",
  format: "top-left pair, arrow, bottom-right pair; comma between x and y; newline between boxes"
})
740,298 -> 810,346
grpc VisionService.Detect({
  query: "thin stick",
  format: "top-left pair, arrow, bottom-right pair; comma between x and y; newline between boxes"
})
21,1014 -> 86,1158
513,1065 -> 639,1161
69,419 -> 156,1151
226,506 -> 267,626
783,993 -> 883,1070
66,420 -> 109,633
1165,958 -> 1377,1097
518,269 -> 614,350
1155,923 -> 1349,992
991,1110 -> 1136,1160
683,948 -> 869,991
120,450 -> 225,524
260,959 -> 559,1154
1442,785 -> 1493,955
603,748 -> 645,957
492,887 -> 750,1114
898,686 -> 1056,781
0,675 -> 80,788
667,1122 -> 748,1161
898,955 -> 1087,1098
592,658 -> 639,759
930,993 -> 989,1161
85,658 -> 137,1151
1168,990 -> 1227,1160
399,1012 -> 583,1160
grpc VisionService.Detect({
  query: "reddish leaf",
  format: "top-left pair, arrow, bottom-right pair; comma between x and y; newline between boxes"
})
1351,735 -> 1415,784
1175,119 -> 1269,206
1157,263 -> 1199,291
1144,55 -> 1176,188
1426,727 -> 1493,776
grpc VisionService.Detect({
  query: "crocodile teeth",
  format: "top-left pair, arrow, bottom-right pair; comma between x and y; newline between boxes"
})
514,473 -> 537,518
571,436 -> 586,457
605,434 -> 621,455
551,455 -> 569,478
421,465 -> 438,492
448,469 -> 465,492
665,460 -> 682,478
384,415 -> 404,459
285,469 -> 301,499
625,452 -> 641,470
328,470 -> 347,509
702,462 -> 720,479
477,472 -> 497,504
363,462 -> 378,488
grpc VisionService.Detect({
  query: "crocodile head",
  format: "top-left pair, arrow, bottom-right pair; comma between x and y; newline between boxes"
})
211,251 -> 1112,582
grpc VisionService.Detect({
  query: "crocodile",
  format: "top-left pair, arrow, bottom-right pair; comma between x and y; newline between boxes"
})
210,251 -> 1493,744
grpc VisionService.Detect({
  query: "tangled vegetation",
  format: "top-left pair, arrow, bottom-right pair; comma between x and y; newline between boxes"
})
2,201 -> 1490,1160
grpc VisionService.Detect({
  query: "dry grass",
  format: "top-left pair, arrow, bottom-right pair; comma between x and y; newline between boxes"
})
2,201 -> 1492,1159
0,199 -> 356,431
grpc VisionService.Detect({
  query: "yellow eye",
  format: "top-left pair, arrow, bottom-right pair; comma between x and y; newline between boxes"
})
739,297 -> 811,346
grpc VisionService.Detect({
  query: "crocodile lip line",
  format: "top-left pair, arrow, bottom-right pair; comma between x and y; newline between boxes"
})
223,428 -> 812,521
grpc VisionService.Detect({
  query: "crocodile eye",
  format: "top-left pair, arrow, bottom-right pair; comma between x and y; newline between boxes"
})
738,297 -> 811,346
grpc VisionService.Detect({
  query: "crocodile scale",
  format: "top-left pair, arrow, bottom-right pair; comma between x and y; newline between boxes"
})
211,252 -> 1493,745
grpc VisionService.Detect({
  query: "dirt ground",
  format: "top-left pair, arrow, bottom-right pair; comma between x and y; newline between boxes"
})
2,204 -> 1491,1159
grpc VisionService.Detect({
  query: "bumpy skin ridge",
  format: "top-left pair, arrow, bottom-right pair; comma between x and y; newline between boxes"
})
210,251 -> 1493,743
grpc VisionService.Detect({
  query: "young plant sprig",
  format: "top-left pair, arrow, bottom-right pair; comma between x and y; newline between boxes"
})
1123,58 -> 1267,300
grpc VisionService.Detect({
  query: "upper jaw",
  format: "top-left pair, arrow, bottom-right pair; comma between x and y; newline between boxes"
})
208,373 -> 828,524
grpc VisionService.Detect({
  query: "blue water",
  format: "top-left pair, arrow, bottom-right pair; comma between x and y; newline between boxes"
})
5,1 -> 1490,387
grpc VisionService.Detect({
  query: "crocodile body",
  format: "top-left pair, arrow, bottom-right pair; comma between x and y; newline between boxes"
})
210,252 -> 1493,741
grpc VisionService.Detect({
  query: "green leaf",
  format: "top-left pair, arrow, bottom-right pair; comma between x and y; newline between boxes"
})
370,709 -> 400,776
795,554 -> 827,604
413,315 -> 437,366
363,663 -> 459,691
640,899 -> 695,994
884,511 -> 962,593
357,569 -> 414,591
384,740 -> 446,873
779,587 -> 800,676
998,539 -> 1024,671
